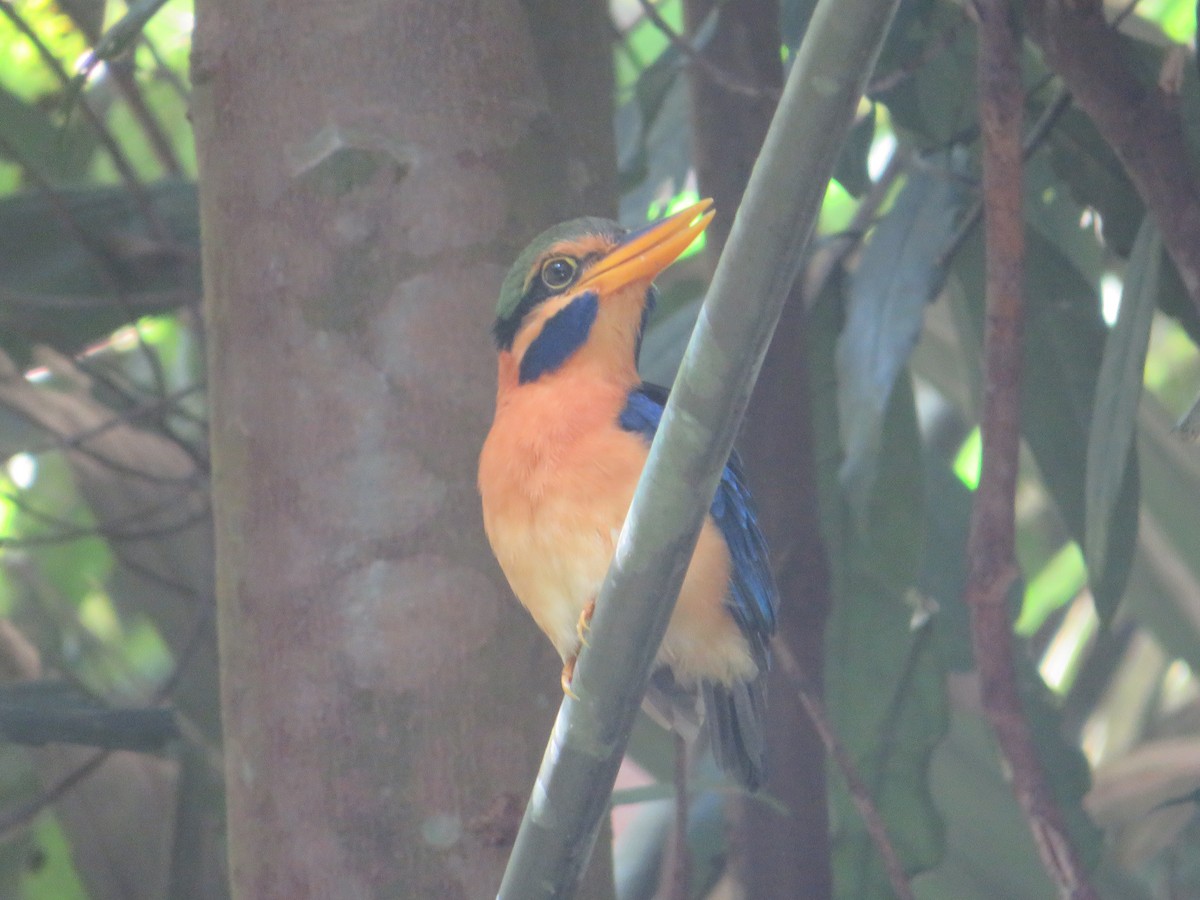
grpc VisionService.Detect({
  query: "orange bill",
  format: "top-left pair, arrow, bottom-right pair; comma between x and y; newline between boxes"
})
577,199 -> 715,297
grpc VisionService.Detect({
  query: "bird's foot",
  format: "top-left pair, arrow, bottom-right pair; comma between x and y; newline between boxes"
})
560,600 -> 596,700
576,598 -> 596,647
561,656 -> 579,700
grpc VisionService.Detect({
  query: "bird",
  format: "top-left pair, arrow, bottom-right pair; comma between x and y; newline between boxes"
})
477,200 -> 778,790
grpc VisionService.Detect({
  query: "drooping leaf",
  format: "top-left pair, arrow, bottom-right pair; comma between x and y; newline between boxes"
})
919,444 -> 977,673
1085,218 -> 1160,620
0,85 -> 95,181
811,282 -> 947,897
828,376 -> 947,899
837,150 -> 969,521
871,1 -> 976,146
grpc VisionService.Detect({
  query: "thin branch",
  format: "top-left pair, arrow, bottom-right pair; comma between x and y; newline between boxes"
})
0,749 -> 109,841
0,396 -> 203,486
867,22 -> 964,95
635,0 -> 777,100
938,83 -> 1075,268
0,3 -> 171,242
141,34 -> 191,106
0,505 -> 209,548
774,641 -> 915,900
969,3 -> 1098,898
665,734 -> 690,900
108,63 -> 183,176
802,145 -> 910,307
0,131 -> 176,403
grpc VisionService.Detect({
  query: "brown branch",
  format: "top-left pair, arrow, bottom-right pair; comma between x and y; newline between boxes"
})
1026,0 -> 1200,316
938,83 -> 1075,269
773,641 -> 914,900
969,3 -> 1099,898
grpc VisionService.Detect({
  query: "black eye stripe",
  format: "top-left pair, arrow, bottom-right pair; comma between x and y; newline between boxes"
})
493,248 -> 608,350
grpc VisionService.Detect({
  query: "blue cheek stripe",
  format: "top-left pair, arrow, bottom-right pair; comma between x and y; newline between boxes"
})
519,292 -> 599,384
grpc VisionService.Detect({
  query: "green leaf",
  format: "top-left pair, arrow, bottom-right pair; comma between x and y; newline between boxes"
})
1016,660 -> 1103,872
811,274 -> 947,896
1085,217 -> 1160,621
872,2 -> 976,146
828,378 -> 947,898
0,681 -> 178,752
833,104 -> 876,198
918,447 -> 977,673
21,816 -> 88,900
837,151 -> 969,521
0,85 -> 95,182
0,179 -> 200,364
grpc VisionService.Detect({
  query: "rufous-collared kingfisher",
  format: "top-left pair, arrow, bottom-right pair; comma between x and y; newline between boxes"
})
478,200 -> 777,789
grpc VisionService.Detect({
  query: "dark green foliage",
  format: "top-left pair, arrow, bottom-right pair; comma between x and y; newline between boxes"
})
0,180 -> 199,365
837,151 -> 969,521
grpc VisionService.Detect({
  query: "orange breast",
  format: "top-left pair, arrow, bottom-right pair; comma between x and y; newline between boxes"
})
478,361 -> 757,686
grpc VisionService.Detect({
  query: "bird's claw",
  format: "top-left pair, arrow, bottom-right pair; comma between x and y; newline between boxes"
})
576,598 -> 596,648
560,601 -> 596,699
561,656 -> 579,700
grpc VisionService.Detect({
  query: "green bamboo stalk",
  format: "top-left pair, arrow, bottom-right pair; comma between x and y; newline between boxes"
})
496,1 -> 901,896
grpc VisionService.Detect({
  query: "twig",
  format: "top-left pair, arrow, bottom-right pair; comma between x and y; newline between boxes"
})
0,3 -> 171,243
635,0 -> 777,100
0,131 -> 174,402
774,640 -> 915,900
969,3 -> 1098,898
868,22 -> 964,95
0,505 -> 209,548
141,34 -> 191,105
0,396 -> 203,486
802,145 -> 910,307
937,83 -> 1074,269
0,749 -> 109,841
665,733 -> 690,900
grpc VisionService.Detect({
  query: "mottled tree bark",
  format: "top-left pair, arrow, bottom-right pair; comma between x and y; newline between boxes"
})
192,0 -> 614,896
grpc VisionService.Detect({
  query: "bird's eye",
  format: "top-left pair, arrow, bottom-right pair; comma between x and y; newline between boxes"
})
540,256 -> 578,290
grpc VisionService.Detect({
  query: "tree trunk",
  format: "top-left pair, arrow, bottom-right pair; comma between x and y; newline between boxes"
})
192,0 -> 615,895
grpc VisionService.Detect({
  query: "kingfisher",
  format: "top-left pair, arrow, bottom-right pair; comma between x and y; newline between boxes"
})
478,200 -> 777,789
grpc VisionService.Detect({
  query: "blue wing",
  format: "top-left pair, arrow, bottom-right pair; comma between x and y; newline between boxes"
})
618,385 -> 778,654
620,384 -> 778,788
